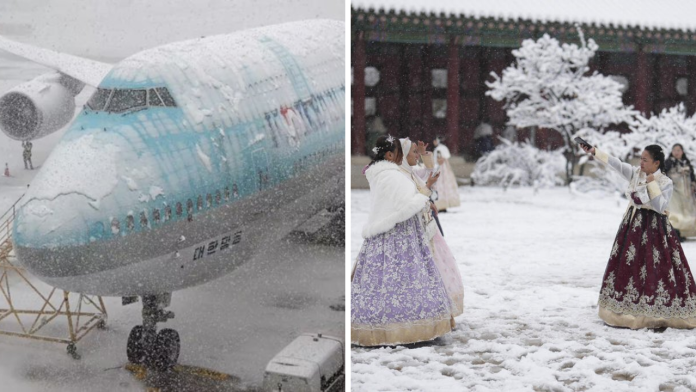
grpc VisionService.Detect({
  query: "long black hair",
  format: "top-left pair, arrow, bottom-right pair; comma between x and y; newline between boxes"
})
667,143 -> 695,180
644,144 -> 666,173
368,135 -> 402,167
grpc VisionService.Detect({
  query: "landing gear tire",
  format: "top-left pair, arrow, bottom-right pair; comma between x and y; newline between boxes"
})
152,328 -> 180,371
127,325 -> 155,364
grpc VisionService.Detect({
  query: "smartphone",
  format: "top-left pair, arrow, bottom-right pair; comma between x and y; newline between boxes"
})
574,136 -> 593,149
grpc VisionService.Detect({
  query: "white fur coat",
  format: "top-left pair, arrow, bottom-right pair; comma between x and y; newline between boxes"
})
362,160 -> 430,238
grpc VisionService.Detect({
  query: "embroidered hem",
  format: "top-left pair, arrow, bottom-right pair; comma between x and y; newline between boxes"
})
351,317 -> 454,346
599,305 -> 696,329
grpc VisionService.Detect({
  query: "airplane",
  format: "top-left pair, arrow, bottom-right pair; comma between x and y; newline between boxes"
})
0,19 -> 345,370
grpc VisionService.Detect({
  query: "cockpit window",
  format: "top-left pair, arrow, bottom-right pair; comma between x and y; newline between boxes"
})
86,86 -> 176,113
155,87 -> 176,107
108,89 -> 147,113
148,89 -> 164,107
87,88 -> 112,110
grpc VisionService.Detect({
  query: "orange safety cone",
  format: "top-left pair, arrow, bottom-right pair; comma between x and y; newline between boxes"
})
3,163 -> 9,177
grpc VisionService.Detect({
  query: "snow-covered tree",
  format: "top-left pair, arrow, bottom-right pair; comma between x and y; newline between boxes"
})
471,138 -> 565,188
571,104 -> 696,194
624,103 -> 696,157
486,27 -> 638,184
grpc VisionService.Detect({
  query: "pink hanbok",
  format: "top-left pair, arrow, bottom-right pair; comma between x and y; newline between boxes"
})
433,143 -> 460,211
399,139 -> 464,317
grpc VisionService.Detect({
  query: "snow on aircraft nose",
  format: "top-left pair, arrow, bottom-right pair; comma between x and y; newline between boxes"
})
13,130 -> 122,278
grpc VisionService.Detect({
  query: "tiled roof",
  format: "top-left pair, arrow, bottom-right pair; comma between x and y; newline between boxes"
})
352,0 -> 696,32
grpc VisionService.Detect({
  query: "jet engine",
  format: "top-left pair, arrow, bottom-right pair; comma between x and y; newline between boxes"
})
0,72 -> 84,141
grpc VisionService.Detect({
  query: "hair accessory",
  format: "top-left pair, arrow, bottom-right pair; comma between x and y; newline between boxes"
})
372,147 -> 379,154
386,135 -> 395,144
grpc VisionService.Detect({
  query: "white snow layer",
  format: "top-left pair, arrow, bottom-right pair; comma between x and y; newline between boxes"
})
23,134 -> 120,204
352,0 -> 696,32
351,187 -> 696,391
195,143 -> 213,172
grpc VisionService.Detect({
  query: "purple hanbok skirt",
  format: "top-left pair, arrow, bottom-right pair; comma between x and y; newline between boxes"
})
598,206 -> 696,328
351,214 -> 453,346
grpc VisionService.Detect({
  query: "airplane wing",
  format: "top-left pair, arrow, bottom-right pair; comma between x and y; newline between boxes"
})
0,35 -> 112,87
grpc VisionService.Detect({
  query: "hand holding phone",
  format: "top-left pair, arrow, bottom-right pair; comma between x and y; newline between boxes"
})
573,136 -> 593,149
574,136 -> 595,155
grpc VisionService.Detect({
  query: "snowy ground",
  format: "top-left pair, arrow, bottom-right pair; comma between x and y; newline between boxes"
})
351,187 -> 696,392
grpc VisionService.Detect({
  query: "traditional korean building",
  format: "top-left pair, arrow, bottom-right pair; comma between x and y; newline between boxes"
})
351,1 -> 696,159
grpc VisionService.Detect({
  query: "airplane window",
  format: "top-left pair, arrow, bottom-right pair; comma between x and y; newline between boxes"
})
126,215 -> 135,231
164,206 -> 172,221
148,89 -> 164,107
224,187 -> 230,201
111,218 -> 120,234
176,202 -> 183,216
108,89 -> 147,113
197,196 -> 203,211
215,190 -> 221,204
140,211 -> 149,228
155,87 -> 177,107
153,208 -> 161,223
206,194 -> 212,208
87,88 -> 113,111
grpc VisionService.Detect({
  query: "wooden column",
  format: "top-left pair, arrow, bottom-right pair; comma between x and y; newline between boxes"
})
687,56 -> 696,116
420,46 -> 433,143
446,37 -> 460,154
634,47 -> 649,116
352,34 -> 366,155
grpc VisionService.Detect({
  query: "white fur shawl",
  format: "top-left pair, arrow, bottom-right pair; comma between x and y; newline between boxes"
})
362,160 -> 429,238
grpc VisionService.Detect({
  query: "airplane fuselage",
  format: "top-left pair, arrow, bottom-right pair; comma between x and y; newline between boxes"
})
12,20 -> 345,296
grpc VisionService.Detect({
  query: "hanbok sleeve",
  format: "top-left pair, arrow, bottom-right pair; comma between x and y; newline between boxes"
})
420,152 -> 435,170
631,172 -> 672,213
594,148 -> 634,182
412,152 -> 435,183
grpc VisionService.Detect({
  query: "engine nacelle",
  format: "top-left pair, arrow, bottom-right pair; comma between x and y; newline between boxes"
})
0,72 -> 84,141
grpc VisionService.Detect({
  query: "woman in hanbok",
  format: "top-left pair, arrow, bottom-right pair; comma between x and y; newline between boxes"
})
351,135 -> 453,346
399,138 -> 464,317
581,143 -> 696,329
665,144 -> 696,240
432,137 -> 460,212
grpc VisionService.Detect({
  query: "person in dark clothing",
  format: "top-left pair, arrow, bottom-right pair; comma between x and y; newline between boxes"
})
22,141 -> 33,170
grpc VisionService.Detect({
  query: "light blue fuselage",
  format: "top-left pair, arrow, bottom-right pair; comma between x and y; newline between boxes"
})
13,20 -> 345,296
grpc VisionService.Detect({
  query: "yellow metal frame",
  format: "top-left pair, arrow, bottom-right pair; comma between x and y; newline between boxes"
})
0,195 -> 107,353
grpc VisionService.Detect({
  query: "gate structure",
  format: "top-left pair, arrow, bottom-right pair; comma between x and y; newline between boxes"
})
0,195 -> 107,358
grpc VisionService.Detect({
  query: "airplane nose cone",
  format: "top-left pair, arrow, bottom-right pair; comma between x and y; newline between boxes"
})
12,132 -> 121,279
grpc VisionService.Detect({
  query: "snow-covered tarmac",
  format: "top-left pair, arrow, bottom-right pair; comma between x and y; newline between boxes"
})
351,187 -> 696,392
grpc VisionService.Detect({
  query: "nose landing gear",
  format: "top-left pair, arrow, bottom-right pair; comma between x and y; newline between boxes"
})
126,293 -> 180,371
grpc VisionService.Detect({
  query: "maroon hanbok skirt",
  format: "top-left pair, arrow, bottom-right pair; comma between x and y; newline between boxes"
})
598,206 -> 696,328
